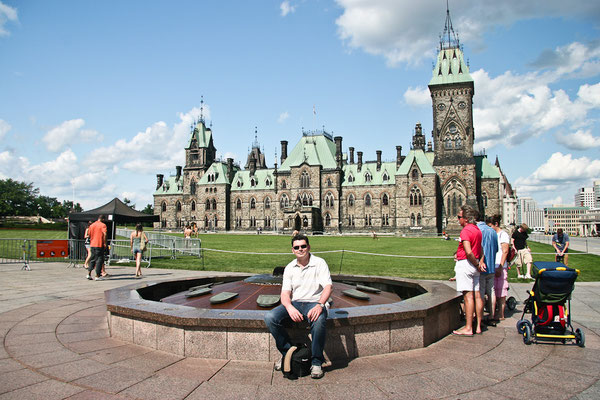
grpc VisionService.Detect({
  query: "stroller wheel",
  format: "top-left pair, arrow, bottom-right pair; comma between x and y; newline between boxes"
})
575,328 -> 585,348
523,324 -> 532,345
506,296 -> 517,311
516,320 -> 530,334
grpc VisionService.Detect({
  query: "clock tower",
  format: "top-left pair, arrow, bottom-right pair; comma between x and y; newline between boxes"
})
429,6 -> 477,230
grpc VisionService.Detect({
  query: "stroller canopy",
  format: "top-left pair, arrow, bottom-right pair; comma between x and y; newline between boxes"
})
533,261 -> 579,304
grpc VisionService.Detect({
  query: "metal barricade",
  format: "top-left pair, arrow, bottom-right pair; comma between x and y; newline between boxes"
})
108,239 -> 152,268
0,238 -> 32,270
115,228 -> 202,260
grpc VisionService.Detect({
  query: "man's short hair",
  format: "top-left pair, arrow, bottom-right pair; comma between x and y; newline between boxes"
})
98,214 -> 105,221
291,233 -> 309,246
490,214 -> 502,226
520,223 -> 529,231
557,228 -> 563,235
460,205 -> 477,224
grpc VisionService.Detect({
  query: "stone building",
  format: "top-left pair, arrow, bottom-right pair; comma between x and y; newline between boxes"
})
153,10 -> 514,235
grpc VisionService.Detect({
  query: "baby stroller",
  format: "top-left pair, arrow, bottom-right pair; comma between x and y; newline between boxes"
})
516,261 -> 584,346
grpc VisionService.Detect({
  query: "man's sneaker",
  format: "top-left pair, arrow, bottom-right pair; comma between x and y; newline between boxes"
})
310,365 -> 324,379
274,357 -> 282,371
94,276 -> 104,281
86,274 -> 92,280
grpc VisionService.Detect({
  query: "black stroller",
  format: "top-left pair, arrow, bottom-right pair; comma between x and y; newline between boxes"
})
516,261 -> 585,346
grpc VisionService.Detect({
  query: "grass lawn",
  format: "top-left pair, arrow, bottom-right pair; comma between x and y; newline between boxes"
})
2,229 -> 599,282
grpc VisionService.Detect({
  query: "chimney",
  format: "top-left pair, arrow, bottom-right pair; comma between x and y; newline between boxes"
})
249,156 -> 256,176
280,140 -> 288,164
176,166 -> 182,181
349,147 -> 355,164
376,150 -> 382,171
156,174 -> 164,190
334,136 -> 343,168
396,146 -> 402,167
227,158 -> 234,181
357,151 -> 363,172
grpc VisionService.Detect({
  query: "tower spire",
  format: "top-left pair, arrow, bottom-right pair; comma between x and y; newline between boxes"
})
441,0 -> 460,50
200,95 -> 204,123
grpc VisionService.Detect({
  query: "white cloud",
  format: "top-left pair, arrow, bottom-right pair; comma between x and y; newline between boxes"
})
0,149 -> 29,180
0,119 -> 10,140
278,111 -> 290,123
84,104 -> 209,174
514,152 -> 600,194
334,1 -> 600,67
280,1 -> 296,17
42,119 -> 102,152
403,87 -> 430,106
0,1 -> 18,37
541,196 -> 564,207
556,129 -> 600,150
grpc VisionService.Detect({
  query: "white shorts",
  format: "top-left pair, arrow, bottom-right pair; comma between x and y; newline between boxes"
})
455,259 -> 480,292
479,273 -> 495,298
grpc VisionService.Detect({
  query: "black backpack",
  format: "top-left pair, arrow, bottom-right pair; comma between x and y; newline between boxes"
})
282,344 -> 311,380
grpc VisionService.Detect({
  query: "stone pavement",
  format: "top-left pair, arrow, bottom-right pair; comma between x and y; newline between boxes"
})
1,262 -> 599,400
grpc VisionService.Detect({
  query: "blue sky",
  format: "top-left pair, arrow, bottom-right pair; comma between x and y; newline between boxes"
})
1,0 -> 599,210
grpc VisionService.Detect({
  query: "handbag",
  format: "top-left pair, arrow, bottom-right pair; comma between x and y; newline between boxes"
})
139,233 -> 146,251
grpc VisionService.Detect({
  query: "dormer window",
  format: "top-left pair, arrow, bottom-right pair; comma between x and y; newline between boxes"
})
251,178 -> 256,187
383,172 -> 389,182
348,174 -> 354,183
265,178 -> 271,186
364,172 -> 372,182
237,180 -> 243,188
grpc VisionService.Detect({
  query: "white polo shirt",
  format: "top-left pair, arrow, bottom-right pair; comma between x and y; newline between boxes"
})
282,254 -> 332,303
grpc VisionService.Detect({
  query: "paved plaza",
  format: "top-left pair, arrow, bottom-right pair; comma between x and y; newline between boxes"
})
1,262 -> 599,399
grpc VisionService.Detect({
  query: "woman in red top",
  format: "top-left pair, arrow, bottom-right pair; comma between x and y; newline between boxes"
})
453,205 -> 484,336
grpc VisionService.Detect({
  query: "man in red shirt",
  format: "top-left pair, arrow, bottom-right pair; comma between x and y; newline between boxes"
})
453,205 -> 485,336
86,215 -> 107,281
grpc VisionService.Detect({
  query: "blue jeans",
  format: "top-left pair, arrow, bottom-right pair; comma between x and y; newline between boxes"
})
264,301 -> 328,366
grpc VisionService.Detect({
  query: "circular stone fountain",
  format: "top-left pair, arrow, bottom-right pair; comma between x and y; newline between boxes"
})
105,273 -> 461,362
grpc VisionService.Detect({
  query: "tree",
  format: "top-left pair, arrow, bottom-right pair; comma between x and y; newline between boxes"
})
123,197 -> 136,210
141,204 -> 154,215
0,179 -> 39,216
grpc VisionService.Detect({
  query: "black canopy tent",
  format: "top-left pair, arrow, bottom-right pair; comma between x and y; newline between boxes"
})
68,198 -> 159,243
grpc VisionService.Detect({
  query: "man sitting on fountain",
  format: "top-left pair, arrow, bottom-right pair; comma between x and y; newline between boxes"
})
264,233 -> 333,379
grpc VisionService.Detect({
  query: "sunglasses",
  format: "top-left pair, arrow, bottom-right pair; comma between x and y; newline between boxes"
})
293,244 -> 308,250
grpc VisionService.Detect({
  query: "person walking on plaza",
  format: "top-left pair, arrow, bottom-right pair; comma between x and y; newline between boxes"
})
552,228 -> 570,266
512,223 -> 533,279
264,233 -> 333,379
452,205 -> 484,336
489,214 -> 510,321
83,220 -> 92,269
130,224 -> 148,278
477,214 -> 498,327
86,215 -> 107,281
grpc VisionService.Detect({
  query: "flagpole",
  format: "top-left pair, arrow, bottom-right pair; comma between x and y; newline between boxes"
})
313,105 -> 316,132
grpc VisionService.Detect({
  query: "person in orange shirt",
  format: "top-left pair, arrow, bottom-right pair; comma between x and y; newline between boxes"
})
86,215 -> 107,281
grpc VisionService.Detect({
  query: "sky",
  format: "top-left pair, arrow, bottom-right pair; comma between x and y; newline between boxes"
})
1,0 -> 600,211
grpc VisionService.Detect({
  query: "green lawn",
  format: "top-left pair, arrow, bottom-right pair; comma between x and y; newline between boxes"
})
2,229 -> 599,282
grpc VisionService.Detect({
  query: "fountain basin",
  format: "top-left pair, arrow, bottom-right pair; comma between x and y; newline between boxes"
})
105,274 -> 461,361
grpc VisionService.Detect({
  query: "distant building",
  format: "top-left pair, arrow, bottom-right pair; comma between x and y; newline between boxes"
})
575,187 -> 595,208
153,7 -> 515,235
544,206 -> 588,236
517,197 -> 543,231
594,180 -> 600,209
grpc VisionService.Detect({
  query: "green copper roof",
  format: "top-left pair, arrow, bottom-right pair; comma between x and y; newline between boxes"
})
154,176 -> 183,195
279,134 -> 337,171
397,149 -> 436,175
188,120 -> 213,148
231,168 -> 276,191
429,47 -> 473,86
342,162 -> 395,187
475,155 -> 501,179
198,162 -> 234,185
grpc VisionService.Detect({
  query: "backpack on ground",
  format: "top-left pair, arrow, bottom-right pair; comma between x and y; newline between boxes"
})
282,343 -> 311,380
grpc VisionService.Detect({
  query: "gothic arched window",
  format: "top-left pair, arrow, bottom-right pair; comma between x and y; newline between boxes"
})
236,198 -> 241,210
348,194 -> 355,207
411,213 -> 416,226
250,198 -> 256,209
176,201 -> 182,212
383,172 -> 390,182
417,213 -> 422,225
191,200 -> 196,211
300,171 -> 310,188
382,193 -> 389,206
190,180 -> 196,195
364,172 -> 372,182
280,194 -> 289,208
161,202 -> 167,212
325,213 -> 331,226
211,199 -> 217,210
365,194 -> 372,207
412,169 -> 419,180
265,197 -> 271,209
